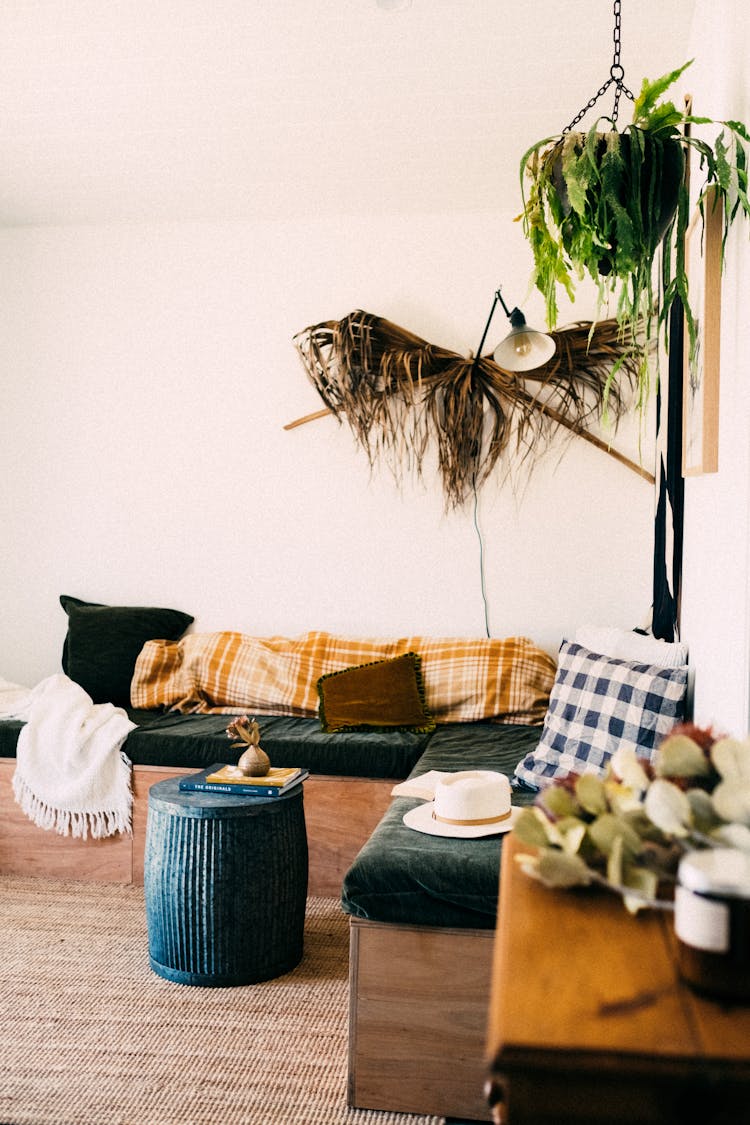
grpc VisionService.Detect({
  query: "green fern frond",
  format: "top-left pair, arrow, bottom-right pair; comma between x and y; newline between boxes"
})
714,131 -> 733,193
725,119 -> 750,143
633,60 -> 693,126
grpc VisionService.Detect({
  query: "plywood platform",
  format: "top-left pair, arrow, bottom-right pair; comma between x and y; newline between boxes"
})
348,915 -> 494,1121
0,758 -> 394,895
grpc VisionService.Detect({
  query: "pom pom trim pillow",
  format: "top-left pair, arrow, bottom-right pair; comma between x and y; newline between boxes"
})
513,640 -> 688,791
60,595 -> 194,707
317,652 -> 435,733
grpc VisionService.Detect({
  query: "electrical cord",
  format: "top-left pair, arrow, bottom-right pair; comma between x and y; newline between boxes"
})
472,475 -> 491,637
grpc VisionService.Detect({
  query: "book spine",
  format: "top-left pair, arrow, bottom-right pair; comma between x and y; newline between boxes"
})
180,781 -> 285,797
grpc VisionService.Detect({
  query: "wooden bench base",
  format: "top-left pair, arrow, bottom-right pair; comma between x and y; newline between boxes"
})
348,915 -> 494,1121
0,758 -> 394,896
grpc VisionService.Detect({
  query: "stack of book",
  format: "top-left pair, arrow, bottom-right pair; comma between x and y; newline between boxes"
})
179,764 -> 308,798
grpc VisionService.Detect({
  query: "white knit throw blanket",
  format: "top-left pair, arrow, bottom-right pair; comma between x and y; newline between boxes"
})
11,674 -> 135,840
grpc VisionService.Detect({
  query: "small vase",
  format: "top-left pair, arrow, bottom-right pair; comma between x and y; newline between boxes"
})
237,744 -> 271,777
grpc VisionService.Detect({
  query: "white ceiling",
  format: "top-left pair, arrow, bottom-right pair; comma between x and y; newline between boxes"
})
0,0 -> 696,226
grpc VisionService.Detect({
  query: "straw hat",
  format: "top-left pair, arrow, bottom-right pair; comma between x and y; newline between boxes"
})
402,770 -> 518,838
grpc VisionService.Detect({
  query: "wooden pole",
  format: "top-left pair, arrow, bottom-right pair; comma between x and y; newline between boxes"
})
283,403 -> 655,484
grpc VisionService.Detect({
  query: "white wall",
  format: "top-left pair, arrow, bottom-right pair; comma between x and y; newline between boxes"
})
679,1 -> 750,733
0,211 -> 655,686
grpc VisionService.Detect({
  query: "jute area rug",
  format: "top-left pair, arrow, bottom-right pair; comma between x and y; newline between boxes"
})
0,877 -> 444,1125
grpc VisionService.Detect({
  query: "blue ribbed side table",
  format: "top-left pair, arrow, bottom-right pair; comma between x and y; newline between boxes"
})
144,778 -> 308,986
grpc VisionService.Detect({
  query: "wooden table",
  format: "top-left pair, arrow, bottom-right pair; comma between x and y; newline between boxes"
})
486,834 -> 750,1124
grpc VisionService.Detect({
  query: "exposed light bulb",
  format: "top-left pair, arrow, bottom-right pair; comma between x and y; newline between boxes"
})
511,333 -> 533,358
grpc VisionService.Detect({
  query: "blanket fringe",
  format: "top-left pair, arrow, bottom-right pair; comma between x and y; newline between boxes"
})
12,754 -> 133,840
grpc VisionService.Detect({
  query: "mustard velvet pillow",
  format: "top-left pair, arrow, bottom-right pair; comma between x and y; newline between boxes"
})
317,652 -> 435,733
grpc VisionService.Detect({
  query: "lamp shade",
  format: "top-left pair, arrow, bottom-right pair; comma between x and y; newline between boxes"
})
493,323 -> 556,372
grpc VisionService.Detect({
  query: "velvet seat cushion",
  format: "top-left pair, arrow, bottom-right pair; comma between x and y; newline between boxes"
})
341,722 -> 540,929
0,713 -> 430,780
124,713 -> 430,778
0,719 -> 23,758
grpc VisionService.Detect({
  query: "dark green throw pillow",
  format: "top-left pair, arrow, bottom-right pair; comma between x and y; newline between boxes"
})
317,652 -> 435,733
60,595 -> 194,707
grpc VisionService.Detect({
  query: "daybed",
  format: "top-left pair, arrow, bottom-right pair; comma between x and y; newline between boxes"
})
0,712 -> 430,894
0,602 -> 555,899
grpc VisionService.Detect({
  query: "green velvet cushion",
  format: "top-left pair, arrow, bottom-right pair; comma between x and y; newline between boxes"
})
341,722 -> 541,928
317,652 -> 435,733
60,595 -> 194,707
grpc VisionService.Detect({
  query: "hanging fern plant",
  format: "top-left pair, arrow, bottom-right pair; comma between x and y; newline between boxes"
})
519,59 -> 750,405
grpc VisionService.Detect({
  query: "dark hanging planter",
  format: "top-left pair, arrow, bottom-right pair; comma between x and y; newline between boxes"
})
519,59 -> 750,406
550,130 -> 685,276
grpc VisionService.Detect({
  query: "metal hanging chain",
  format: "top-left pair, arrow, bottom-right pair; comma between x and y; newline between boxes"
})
562,0 -> 635,134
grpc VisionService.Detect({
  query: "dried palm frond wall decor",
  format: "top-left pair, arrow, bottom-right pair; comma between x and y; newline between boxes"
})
287,310 -> 653,509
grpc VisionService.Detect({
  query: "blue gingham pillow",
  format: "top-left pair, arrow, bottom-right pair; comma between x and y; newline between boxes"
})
513,641 -> 688,791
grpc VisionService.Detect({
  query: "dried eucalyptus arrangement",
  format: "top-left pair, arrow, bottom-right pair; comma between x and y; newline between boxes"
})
514,724 -> 750,913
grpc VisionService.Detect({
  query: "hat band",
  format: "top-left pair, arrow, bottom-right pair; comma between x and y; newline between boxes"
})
432,808 -> 512,828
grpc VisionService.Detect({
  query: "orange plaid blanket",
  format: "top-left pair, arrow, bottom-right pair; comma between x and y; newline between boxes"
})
131,630 -> 556,725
